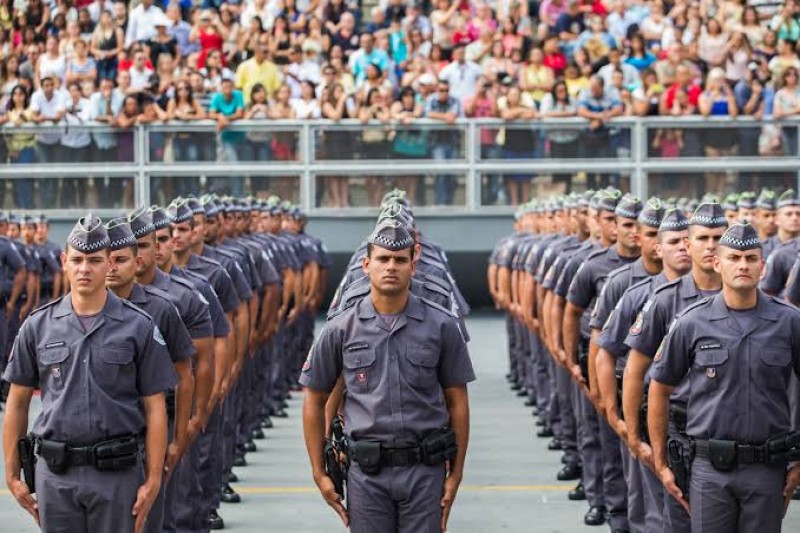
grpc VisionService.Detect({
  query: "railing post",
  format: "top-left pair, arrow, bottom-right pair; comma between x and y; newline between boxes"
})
465,121 -> 478,211
300,123 -> 314,212
135,124 -> 150,207
631,118 -> 646,198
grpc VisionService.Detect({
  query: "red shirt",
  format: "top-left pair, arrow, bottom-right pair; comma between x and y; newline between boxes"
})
544,52 -> 567,76
118,58 -> 155,72
664,82 -> 702,109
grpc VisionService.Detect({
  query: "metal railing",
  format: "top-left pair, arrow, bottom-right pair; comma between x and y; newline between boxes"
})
1,116 -> 799,216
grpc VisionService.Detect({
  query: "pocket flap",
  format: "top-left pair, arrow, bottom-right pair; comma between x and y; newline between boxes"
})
343,349 -> 376,369
39,346 -> 70,365
761,348 -> 791,367
101,346 -> 134,365
695,349 -> 729,366
407,346 -> 439,368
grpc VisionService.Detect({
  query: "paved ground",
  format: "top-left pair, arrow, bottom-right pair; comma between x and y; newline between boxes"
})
1,314 -> 799,532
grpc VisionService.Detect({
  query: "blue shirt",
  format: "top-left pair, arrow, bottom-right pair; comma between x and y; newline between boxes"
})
210,90 -> 245,142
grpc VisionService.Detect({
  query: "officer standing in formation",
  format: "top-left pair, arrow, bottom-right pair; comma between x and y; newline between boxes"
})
1,195 -> 331,533
301,190 -> 475,532
490,188 -> 800,532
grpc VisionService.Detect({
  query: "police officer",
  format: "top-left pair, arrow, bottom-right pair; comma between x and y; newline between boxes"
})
2,213 -> 177,533
4,214 -> 39,359
34,214 -> 63,303
301,219 -> 475,532
623,202 -> 728,532
648,221 -> 800,532
760,190 -> 800,296
754,189 -> 779,258
22,216 -> 61,309
722,193 -> 739,226
0,212 -> 25,379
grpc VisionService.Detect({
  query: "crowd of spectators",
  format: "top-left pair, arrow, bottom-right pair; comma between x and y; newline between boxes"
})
0,0 -> 799,208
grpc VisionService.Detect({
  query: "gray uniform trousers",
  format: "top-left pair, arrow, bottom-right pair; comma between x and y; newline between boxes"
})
36,452 -> 143,533
546,355 -> 561,434
347,462 -> 446,533
173,441 -> 207,533
0,306 -> 6,374
237,353 -> 258,449
259,339 -> 275,414
144,416 -> 177,533
573,381 -> 603,506
197,403 -> 224,515
557,364 -> 580,466
640,456 -> 664,532
620,440 -> 644,532
534,336 -> 553,420
689,459 -> 785,533
506,315 -> 519,382
790,374 -> 800,431
599,418 -> 628,529
269,326 -> 286,404
221,377 -> 242,485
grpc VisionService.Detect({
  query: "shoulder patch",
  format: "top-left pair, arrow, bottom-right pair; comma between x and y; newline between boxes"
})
153,326 -> 166,346
654,340 -> 664,361
629,312 -> 644,336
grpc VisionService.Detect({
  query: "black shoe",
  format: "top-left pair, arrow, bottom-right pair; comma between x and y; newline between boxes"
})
505,373 -> 512,381
261,417 -> 274,429
547,438 -> 563,451
516,389 -> 528,397
535,418 -> 546,427
220,484 -> 241,504
243,440 -> 257,453
611,530 -> 631,533
228,472 -> 239,483
510,382 -> 522,391
273,408 -> 288,418
233,454 -> 247,467
568,482 -> 586,501
207,510 -> 225,530
584,505 -> 607,526
537,427 -> 554,438
252,428 -> 265,440
557,463 -> 582,481
793,486 -> 800,500
524,398 -> 536,407
279,400 -> 289,409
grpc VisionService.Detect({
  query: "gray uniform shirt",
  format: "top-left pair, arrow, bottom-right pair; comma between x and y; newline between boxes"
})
760,237 -> 799,295
650,292 -> 800,443
128,283 -> 196,363
150,269 -> 215,340
300,293 -> 475,442
4,291 -> 177,445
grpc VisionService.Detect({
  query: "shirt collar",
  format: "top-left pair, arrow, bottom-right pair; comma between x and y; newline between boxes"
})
53,290 -> 124,321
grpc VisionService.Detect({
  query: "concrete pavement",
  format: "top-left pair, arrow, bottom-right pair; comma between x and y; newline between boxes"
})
0,314 -> 798,532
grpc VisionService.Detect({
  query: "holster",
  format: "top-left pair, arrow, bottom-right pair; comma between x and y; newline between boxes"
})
351,441 -> 382,475
324,439 -> 345,498
578,339 -> 590,388
667,438 -> 691,499
420,427 -> 458,466
639,397 -> 650,445
18,436 -> 36,493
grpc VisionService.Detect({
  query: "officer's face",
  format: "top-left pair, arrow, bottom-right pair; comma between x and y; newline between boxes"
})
172,222 -> 193,253
7,223 -> 20,239
725,210 -> 739,226
22,224 -> 36,242
63,247 -> 110,296
363,246 -> 415,296
777,206 -> 800,234
155,228 -> 174,270
205,216 -> 219,241
587,208 -> 599,238
754,209 -> 777,236
657,229 -> 691,275
598,210 -> 617,244
192,215 -> 205,245
713,246 -> 764,290
636,224 -> 660,262
135,235 -> 157,276
616,216 -> 639,253
36,223 -> 49,242
687,225 -> 727,273
739,207 -> 756,221
107,248 -> 141,289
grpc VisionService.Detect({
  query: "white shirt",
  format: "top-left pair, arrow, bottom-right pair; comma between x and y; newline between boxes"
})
240,0 -> 280,31
285,60 -> 321,99
61,97 -> 92,148
38,54 -> 67,83
438,60 -> 483,101
125,3 -> 165,47
290,98 -> 320,119
129,65 -> 154,90
30,89 -> 66,145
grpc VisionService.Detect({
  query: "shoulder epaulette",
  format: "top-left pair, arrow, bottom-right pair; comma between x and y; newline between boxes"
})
653,276 -> 682,295
585,248 -> 607,262
606,263 -> 633,282
423,280 -> 449,297
121,298 -> 155,320
29,295 -> 64,316
141,284 -> 173,304
420,297 -> 457,318
674,296 -> 713,321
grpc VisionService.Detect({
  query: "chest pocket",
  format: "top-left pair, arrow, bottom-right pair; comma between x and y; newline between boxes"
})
406,344 -> 440,389
759,345 -> 792,392
692,348 -> 728,393
342,349 -> 377,393
38,345 -> 71,392
97,343 -> 136,393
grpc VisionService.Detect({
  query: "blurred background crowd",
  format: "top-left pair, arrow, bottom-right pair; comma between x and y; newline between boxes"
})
0,0 -> 799,209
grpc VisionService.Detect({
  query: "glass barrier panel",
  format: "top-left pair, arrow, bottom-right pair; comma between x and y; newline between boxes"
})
0,176 -> 135,210
643,124 -> 799,159
477,123 -> 634,160
149,175 -> 300,205
479,171 -> 632,206
148,127 -> 301,164
646,171 -> 796,200
0,127 -> 136,164
313,124 -> 467,161
315,173 -> 466,208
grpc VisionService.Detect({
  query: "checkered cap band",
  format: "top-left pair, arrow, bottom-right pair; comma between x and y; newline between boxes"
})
149,207 -> 171,230
128,207 -> 156,238
67,214 -> 110,253
690,203 -> 728,228
719,223 -> 762,251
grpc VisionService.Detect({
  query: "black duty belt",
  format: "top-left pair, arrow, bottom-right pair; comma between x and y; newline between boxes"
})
36,435 -> 140,473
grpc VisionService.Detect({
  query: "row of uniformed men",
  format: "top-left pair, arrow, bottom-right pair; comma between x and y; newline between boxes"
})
1,194 -> 331,533
300,189 -> 476,532
489,188 -> 800,533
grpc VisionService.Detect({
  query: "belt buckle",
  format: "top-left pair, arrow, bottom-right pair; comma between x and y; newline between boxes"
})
393,448 -> 411,467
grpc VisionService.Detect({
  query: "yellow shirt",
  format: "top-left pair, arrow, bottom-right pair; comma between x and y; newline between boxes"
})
566,77 -> 590,99
235,58 -> 283,103
522,65 -> 554,103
